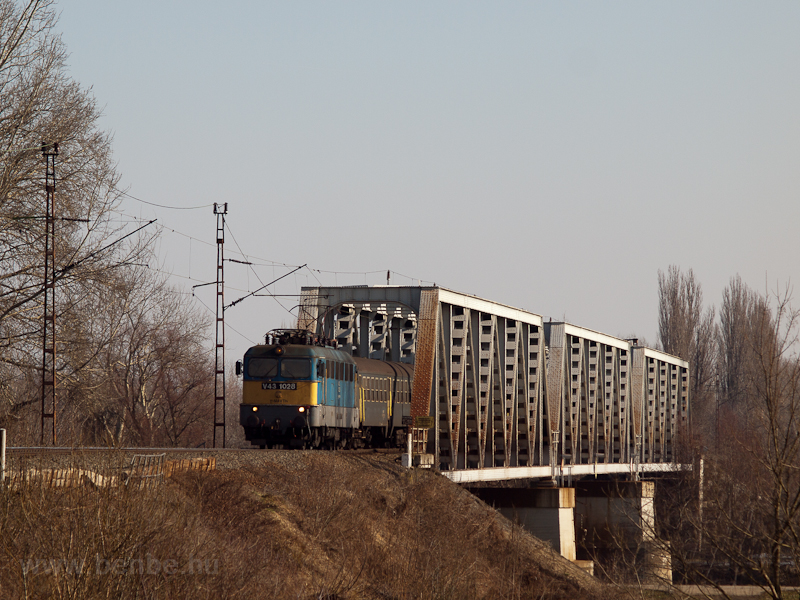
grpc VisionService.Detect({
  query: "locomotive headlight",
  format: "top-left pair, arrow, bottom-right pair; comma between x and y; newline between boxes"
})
298,406 -> 305,413
252,406 -> 258,412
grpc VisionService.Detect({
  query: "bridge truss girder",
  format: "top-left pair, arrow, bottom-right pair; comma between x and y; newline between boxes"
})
297,286 -> 689,473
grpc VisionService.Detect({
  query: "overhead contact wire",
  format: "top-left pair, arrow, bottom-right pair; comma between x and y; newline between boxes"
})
224,221 -> 295,316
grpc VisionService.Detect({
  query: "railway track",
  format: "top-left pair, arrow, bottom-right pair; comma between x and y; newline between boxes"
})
1,445 -> 405,490
5,447 -> 251,457
5,446 -> 402,458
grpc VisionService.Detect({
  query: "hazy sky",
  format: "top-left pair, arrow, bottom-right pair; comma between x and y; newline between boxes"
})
57,1 -> 800,361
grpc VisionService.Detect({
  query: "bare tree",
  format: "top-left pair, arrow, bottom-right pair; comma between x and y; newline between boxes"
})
0,0 -> 137,341
225,367 -> 245,448
0,1 -> 214,448
61,265 -> 213,448
657,266 -> 716,436
0,0 -> 140,442
740,288 -> 800,599
0,0 -> 156,398
659,286 -> 800,600
718,276 -> 762,413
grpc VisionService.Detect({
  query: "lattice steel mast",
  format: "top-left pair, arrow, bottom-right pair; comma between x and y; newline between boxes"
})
213,203 -> 228,448
41,142 -> 58,445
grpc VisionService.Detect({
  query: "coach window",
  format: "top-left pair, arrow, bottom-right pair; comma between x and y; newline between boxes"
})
281,358 -> 311,379
316,359 -> 325,378
248,358 -> 278,378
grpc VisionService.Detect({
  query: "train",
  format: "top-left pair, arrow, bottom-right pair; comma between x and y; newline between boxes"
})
237,329 -> 414,449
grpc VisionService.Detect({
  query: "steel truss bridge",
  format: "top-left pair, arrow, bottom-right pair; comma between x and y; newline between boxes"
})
298,286 -> 689,482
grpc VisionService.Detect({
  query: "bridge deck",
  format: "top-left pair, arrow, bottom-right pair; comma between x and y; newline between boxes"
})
442,462 -> 690,484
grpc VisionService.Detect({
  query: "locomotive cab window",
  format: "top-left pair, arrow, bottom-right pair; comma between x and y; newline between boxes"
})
280,358 -> 312,379
248,358 -> 278,378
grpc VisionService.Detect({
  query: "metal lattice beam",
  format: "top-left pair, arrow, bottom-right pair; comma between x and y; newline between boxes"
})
212,203 -> 227,448
297,286 -> 689,474
40,142 -> 58,446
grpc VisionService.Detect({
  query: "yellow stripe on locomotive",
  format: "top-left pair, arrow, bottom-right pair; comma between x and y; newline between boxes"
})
243,380 -> 317,405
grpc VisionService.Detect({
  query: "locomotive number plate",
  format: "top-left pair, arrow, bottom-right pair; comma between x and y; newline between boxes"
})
262,382 -> 297,390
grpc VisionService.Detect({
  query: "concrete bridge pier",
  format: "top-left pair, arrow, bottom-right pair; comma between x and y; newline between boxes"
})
574,480 -> 671,583
469,487 -> 582,566
470,480 -> 671,582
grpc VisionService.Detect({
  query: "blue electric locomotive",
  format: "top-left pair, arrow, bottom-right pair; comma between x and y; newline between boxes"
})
238,329 -> 413,449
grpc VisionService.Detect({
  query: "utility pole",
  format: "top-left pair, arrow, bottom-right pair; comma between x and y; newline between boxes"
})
213,203 -> 227,448
41,142 -> 58,446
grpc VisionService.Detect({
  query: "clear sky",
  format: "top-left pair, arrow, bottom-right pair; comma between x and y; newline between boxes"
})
57,1 -> 800,361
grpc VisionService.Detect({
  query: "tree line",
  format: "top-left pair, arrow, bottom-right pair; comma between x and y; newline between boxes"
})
656,266 -> 800,599
0,0 -> 229,448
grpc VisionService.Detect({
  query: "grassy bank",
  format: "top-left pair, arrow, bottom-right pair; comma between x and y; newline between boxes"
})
1,451 -> 608,599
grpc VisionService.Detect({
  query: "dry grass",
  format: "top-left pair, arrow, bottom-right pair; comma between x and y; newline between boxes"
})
0,452 -> 612,599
